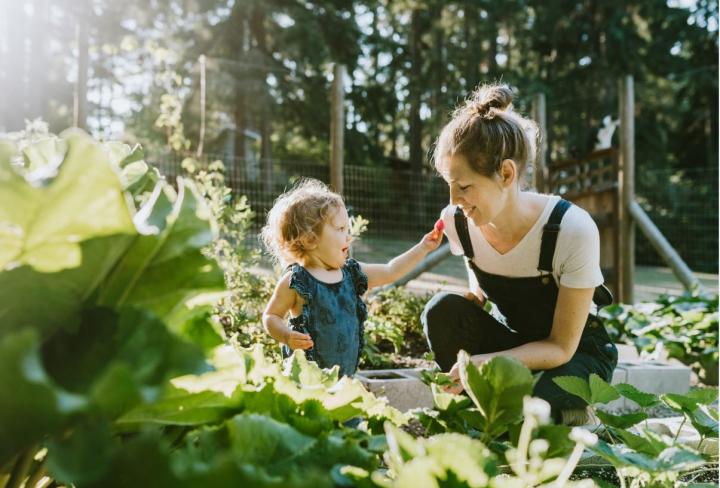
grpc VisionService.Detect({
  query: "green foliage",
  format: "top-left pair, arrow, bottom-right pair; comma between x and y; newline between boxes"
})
0,129 -> 224,473
553,374 -> 621,406
600,292 -> 719,385
553,372 -> 718,486
458,354 -> 536,444
361,287 -> 432,369
178,157 -> 277,351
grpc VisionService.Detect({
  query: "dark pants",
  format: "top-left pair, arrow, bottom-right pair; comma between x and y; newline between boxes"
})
421,292 -> 618,414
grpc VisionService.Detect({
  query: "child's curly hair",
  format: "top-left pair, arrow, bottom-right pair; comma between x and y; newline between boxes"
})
261,178 -> 345,266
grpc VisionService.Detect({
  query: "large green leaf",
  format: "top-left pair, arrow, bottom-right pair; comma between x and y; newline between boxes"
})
227,413 -> 316,466
458,353 -> 534,440
97,178 -> 224,322
553,374 -> 619,406
553,376 -> 592,405
383,423 -> 496,487
0,330 -> 86,465
596,410 -> 648,429
0,235 -> 134,336
614,383 -> 660,408
591,440 -> 705,473
42,307 -> 208,398
661,392 -> 720,437
117,390 -> 241,428
588,374 -> 620,404
0,131 -> 135,272
285,349 -> 339,388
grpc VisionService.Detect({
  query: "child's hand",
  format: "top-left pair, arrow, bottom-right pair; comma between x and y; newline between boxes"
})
421,218 -> 445,251
286,331 -> 314,350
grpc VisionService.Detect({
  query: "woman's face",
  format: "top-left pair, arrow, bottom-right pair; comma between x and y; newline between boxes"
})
441,154 -> 507,226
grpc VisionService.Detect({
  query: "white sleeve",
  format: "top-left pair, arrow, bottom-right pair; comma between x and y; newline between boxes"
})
556,208 -> 604,289
440,204 -> 465,256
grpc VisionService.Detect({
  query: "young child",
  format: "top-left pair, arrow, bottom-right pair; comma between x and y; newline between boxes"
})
261,178 -> 443,377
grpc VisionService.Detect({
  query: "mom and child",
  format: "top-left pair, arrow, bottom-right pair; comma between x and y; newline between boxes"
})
261,83 -> 617,424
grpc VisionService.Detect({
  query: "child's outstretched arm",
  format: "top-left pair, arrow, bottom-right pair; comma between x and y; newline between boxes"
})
362,221 -> 444,289
262,273 -> 314,351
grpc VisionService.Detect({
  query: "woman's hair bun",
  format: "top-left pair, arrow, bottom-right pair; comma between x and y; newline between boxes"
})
465,84 -> 514,118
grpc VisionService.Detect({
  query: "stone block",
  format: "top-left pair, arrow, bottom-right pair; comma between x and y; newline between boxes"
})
356,368 -> 434,412
606,360 -> 691,411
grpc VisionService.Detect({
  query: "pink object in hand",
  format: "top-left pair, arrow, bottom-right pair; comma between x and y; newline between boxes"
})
434,218 -> 445,233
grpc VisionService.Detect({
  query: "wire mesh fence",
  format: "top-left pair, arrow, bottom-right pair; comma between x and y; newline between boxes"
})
153,154 -> 450,239
635,166 -> 718,274
154,154 -> 717,275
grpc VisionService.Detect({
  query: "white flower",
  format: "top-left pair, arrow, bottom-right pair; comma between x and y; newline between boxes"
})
569,427 -> 598,447
523,397 -> 551,425
529,439 -> 550,458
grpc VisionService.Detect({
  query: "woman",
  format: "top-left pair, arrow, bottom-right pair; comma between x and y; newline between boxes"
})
422,83 -> 617,424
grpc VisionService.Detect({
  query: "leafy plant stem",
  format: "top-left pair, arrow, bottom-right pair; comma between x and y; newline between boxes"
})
593,406 -> 618,445
672,416 -> 687,444
515,416 -> 535,477
5,449 -> 33,488
616,467 -> 627,488
553,442 -> 583,488
24,458 -> 46,488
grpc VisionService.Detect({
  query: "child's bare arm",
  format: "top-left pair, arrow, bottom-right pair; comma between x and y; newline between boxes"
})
362,226 -> 443,289
262,273 -> 314,350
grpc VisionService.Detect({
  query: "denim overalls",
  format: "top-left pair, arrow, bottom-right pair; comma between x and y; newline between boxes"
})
282,259 -> 368,377
422,199 -> 618,415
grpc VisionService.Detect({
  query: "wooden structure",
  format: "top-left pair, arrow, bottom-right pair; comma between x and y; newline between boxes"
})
546,148 -> 622,298
538,76 -> 700,302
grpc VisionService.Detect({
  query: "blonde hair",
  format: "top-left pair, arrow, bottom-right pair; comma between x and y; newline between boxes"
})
261,178 -> 345,266
432,83 -> 538,178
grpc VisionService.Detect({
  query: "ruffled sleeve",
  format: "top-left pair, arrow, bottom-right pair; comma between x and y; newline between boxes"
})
344,258 -> 368,296
288,264 -> 316,302
283,264 -> 316,361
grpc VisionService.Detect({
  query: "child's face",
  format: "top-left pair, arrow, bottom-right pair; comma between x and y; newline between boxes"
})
308,205 -> 351,270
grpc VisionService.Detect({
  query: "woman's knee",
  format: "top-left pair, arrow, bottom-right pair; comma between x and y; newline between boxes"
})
421,292 -> 468,338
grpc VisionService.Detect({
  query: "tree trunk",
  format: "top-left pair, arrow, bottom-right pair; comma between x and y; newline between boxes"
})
30,0 -> 49,121
408,9 -> 423,172
251,5 -> 273,190
74,7 -> 89,131
4,1 -> 26,130
233,14 -> 247,164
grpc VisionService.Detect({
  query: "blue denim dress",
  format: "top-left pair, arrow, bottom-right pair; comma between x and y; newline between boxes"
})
281,259 -> 368,377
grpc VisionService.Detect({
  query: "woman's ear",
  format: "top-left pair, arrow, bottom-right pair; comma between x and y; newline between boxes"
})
499,159 -> 517,187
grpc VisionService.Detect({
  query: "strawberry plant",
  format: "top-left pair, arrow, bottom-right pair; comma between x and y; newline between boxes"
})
600,292 -> 718,385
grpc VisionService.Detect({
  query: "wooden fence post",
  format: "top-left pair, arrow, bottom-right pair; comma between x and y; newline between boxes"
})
531,92 -> 547,192
330,64 -> 346,194
619,75 -> 635,303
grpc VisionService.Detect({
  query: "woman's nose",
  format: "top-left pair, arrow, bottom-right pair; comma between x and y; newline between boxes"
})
449,187 -> 460,206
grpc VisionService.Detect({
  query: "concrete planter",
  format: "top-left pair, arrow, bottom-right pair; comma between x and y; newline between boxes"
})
356,368 -> 434,412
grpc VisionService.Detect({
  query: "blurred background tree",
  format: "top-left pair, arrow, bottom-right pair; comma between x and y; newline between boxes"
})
0,0 -> 717,270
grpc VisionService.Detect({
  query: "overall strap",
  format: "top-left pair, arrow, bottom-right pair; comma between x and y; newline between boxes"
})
453,207 -> 474,260
538,199 -> 572,273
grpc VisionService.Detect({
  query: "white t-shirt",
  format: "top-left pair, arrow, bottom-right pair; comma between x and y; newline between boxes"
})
440,194 -> 604,290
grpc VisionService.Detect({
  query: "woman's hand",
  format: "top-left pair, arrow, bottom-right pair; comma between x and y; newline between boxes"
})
443,362 -> 465,395
443,354 -> 491,395
285,330 -> 314,350
464,290 -> 485,307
